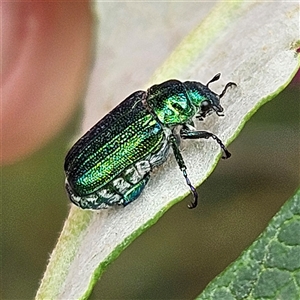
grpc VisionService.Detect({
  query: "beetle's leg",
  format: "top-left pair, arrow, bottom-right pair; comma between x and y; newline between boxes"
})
169,135 -> 198,209
180,126 -> 231,159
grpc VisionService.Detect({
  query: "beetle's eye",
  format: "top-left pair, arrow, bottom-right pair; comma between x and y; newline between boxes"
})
200,100 -> 211,111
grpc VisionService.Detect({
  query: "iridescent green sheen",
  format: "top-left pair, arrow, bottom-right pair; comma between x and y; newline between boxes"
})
64,73 -> 236,210
65,91 -> 164,196
147,80 -> 196,125
184,81 -> 212,107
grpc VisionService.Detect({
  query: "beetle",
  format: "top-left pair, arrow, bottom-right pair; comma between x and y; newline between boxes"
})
64,73 -> 236,210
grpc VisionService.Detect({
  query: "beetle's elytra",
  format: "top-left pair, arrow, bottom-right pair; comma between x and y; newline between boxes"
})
64,73 -> 236,210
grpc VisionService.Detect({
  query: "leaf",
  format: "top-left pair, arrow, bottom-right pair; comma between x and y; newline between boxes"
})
36,2 -> 300,299
197,188 -> 300,300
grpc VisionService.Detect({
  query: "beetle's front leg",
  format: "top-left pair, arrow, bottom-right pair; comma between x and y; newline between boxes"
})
180,125 -> 231,159
169,135 -> 198,209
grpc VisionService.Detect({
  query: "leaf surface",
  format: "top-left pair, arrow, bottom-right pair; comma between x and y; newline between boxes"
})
197,188 -> 300,300
36,3 -> 300,299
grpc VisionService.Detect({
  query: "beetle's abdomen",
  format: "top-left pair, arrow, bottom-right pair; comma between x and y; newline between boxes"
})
64,91 -> 166,198
65,133 -> 170,209
65,161 -> 151,209
69,117 -> 163,196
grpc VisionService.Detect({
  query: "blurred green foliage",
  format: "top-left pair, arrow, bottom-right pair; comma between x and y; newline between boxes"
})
197,189 -> 300,299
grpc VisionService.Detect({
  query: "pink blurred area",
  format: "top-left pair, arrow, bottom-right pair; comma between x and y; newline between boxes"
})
1,2 -> 93,165
292,68 -> 300,85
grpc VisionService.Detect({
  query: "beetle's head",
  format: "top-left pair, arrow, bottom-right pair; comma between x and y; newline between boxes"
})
184,73 -> 236,121
147,80 -> 196,126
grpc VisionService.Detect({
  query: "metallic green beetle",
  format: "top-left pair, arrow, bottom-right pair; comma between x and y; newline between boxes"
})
64,73 -> 236,209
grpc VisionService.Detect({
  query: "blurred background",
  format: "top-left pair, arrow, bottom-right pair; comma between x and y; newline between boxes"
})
2,2 -> 299,299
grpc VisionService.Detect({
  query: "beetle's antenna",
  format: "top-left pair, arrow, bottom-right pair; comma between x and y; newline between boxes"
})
219,82 -> 237,98
206,73 -> 221,87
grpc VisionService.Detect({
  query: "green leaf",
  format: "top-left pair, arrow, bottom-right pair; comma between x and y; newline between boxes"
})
197,188 -> 300,300
36,2 -> 300,299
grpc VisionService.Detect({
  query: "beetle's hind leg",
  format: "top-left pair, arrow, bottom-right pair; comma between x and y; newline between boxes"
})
180,126 -> 231,159
169,135 -> 198,209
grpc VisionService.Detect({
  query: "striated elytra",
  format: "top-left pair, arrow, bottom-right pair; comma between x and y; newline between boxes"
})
64,73 -> 236,210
